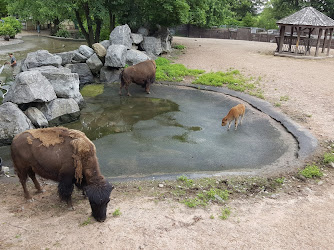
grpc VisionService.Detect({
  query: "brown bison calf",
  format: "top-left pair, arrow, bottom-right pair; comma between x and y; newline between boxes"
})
119,59 -> 156,96
11,127 -> 113,222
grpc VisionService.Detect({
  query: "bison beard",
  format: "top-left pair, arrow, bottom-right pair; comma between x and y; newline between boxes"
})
11,127 -> 114,222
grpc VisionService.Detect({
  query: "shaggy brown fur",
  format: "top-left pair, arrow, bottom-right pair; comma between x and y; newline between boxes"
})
11,127 -> 113,222
119,60 -> 156,96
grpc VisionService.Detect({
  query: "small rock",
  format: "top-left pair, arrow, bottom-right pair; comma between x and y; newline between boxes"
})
270,194 -> 279,199
330,162 -> 334,168
158,184 -> 164,188
2,166 -> 9,174
318,181 -> 324,186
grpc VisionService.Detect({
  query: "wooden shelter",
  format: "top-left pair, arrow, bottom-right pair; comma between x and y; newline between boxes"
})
275,7 -> 334,58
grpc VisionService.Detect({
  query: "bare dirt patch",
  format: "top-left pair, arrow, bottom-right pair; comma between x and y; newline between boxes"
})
1,36 -> 334,249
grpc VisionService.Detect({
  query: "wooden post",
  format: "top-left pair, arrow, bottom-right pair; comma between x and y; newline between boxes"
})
315,28 -> 323,56
327,28 -> 333,56
295,27 -> 301,55
289,26 -> 294,52
322,29 -> 328,53
278,25 -> 285,53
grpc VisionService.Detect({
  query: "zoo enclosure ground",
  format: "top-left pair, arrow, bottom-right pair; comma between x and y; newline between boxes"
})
1,34 -> 334,249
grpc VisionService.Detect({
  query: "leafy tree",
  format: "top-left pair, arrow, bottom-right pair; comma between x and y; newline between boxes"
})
2,16 -> 22,33
0,0 -> 7,17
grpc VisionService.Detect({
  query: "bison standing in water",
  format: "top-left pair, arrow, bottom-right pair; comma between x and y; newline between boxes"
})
119,59 -> 156,96
11,127 -> 114,222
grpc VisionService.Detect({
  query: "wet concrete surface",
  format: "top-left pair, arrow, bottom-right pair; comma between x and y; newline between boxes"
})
65,83 -> 298,179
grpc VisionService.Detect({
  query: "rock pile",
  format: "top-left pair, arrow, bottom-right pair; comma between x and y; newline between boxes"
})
0,24 -> 172,146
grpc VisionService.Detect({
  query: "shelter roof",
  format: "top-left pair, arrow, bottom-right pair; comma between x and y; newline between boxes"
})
277,7 -> 334,27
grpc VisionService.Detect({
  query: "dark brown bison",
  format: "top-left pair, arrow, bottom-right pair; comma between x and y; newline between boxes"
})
119,59 -> 156,96
11,127 -> 113,222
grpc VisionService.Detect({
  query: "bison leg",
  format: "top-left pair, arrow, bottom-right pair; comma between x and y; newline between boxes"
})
27,169 -> 44,194
58,175 -> 74,208
145,83 -> 151,94
17,171 -> 32,200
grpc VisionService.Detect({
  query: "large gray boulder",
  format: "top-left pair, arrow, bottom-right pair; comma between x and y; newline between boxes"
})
24,107 -> 48,128
100,40 -> 110,50
79,45 -> 95,58
100,67 -> 122,83
0,102 -> 34,146
109,24 -> 132,49
27,66 -> 82,101
131,33 -> 143,44
126,49 -> 150,66
72,50 -> 88,63
86,53 -> 103,74
140,37 -> 162,56
105,44 -> 127,68
22,50 -> 62,70
65,63 -> 94,86
3,71 -> 57,104
38,98 -> 80,126
92,43 -> 107,58
56,51 -> 76,65
137,27 -> 149,36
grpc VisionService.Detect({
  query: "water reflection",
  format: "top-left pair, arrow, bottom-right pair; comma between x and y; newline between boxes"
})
66,85 -> 180,140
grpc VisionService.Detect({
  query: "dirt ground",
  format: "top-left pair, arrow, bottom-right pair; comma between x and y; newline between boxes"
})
1,35 -> 334,249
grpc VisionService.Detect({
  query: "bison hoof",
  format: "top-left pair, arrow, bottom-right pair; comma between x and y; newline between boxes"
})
36,189 -> 46,194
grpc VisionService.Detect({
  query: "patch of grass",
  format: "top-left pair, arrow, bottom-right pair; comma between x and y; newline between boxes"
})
324,152 -> 334,164
219,207 -> 231,220
210,215 -> 215,219
299,165 -> 323,178
280,95 -> 289,102
155,57 -> 204,82
274,102 -> 281,107
193,70 -> 261,96
183,188 -> 229,208
173,44 -> 185,50
177,175 -> 194,187
275,177 -> 285,185
172,133 -> 189,143
80,84 -> 104,97
80,217 -> 92,226
112,208 -> 122,217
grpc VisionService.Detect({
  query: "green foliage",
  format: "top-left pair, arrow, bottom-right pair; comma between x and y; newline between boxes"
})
0,23 -> 16,37
299,165 -> 323,178
155,57 -> 204,82
183,188 -> 229,208
242,12 -> 256,27
324,152 -> 334,164
193,70 -> 259,94
2,16 -> 22,34
220,207 -> 231,220
55,29 -> 70,38
177,175 -> 194,187
173,44 -> 186,50
112,208 -> 122,217
80,84 -> 104,97
275,177 -> 285,185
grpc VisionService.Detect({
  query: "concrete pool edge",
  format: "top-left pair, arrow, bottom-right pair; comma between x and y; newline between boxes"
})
158,81 -> 318,160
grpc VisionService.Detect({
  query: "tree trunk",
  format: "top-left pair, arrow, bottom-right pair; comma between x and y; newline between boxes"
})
95,18 -> 102,43
75,10 -> 90,45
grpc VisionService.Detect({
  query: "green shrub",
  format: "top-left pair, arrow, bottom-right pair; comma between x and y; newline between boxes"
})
173,44 -> 185,50
299,165 -> 323,178
55,29 -> 70,38
0,23 -> 16,37
2,16 -> 22,35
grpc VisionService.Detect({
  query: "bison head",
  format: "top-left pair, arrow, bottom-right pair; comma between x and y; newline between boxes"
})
84,181 -> 114,222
